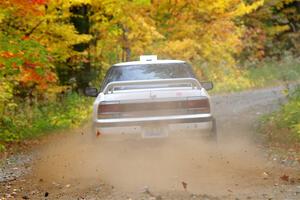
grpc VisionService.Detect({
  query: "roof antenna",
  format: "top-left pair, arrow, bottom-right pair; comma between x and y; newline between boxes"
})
140,55 -> 157,62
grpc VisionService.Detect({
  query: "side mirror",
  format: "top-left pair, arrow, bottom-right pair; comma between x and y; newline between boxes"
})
201,81 -> 213,90
84,87 -> 98,97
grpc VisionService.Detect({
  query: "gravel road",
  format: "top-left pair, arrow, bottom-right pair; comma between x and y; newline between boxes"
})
1,86 -> 300,200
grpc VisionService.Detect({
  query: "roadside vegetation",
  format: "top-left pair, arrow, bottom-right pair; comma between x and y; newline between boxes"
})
260,87 -> 300,151
214,56 -> 300,93
0,94 -> 92,151
0,0 -> 300,151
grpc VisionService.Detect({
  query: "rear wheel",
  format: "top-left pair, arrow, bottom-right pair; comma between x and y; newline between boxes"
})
209,117 -> 217,141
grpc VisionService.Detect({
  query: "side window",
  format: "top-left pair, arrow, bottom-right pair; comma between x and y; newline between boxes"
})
100,67 -> 113,92
186,64 -> 197,79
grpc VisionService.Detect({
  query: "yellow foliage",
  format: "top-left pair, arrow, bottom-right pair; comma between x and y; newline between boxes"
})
0,12 -> 4,23
150,0 -> 264,77
70,0 -> 92,5
89,0 -> 163,63
158,39 -> 202,61
213,70 -> 255,92
0,81 -> 14,114
229,0 -> 265,17
266,25 -> 290,36
275,0 -> 295,9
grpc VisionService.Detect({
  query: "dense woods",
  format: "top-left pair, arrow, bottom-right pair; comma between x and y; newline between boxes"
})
0,0 -> 300,148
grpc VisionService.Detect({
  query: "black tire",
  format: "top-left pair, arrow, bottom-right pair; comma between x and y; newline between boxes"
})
209,117 -> 217,141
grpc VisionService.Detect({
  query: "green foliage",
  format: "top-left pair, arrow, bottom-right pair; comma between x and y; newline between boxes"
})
246,55 -> 300,86
212,56 -> 300,93
0,93 -> 92,147
261,87 -> 300,146
277,88 -> 300,137
0,34 -> 56,88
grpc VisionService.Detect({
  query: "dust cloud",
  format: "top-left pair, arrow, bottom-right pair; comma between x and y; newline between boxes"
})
31,125 -> 274,196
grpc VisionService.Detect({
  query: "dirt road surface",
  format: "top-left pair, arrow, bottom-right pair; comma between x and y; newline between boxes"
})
1,86 -> 300,200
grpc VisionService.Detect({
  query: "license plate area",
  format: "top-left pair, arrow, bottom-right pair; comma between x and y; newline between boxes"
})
142,125 -> 168,138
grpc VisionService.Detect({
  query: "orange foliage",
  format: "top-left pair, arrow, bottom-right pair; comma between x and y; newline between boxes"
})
0,49 -> 57,91
0,0 -> 47,16
18,66 -> 57,90
0,51 -> 15,59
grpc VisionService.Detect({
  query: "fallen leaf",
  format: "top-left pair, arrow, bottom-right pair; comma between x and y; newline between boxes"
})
182,181 -> 187,190
280,174 -> 289,182
96,131 -> 101,137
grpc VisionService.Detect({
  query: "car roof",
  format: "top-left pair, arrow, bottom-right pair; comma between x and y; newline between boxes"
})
113,60 -> 186,67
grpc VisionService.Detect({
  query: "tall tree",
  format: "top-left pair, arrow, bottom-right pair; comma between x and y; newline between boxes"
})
243,0 -> 300,60
149,0 -> 264,78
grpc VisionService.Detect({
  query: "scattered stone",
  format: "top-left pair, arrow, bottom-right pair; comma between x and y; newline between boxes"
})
141,187 -> 148,193
31,190 -> 38,195
156,196 -> 162,200
290,178 -> 296,184
52,181 -> 60,187
94,187 -> 101,193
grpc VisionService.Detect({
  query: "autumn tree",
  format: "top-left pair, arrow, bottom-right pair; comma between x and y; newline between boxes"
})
0,0 -> 55,105
88,0 -> 162,65
148,0 -> 264,79
244,0 -> 300,60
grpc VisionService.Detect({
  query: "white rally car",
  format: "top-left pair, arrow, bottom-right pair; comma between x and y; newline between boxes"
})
85,56 -> 217,140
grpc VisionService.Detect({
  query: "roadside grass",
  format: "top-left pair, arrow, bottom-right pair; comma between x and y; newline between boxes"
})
213,56 -> 300,93
0,93 -> 92,151
259,87 -> 300,155
247,57 -> 300,87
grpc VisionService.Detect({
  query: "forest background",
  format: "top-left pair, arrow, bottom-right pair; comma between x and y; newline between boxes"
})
0,0 -> 300,150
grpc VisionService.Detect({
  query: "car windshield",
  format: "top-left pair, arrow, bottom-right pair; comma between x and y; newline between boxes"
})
101,63 -> 196,91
